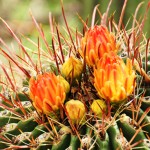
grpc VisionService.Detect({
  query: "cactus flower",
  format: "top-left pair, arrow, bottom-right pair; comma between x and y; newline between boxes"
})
29,73 -> 66,115
91,99 -> 107,118
57,75 -> 70,93
61,56 -> 83,80
94,52 -> 136,103
80,25 -> 119,66
65,99 -> 86,124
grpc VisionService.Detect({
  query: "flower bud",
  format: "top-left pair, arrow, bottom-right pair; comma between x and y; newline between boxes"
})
91,99 -> 107,118
61,56 -> 83,80
29,72 -> 66,115
57,75 -> 70,93
80,25 -> 119,66
94,52 -> 136,103
65,99 -> 86,124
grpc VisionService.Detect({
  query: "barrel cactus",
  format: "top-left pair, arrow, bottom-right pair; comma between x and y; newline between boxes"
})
0,1 -> 150,150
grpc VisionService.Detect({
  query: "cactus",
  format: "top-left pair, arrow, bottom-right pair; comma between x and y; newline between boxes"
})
0,1 -> 150,150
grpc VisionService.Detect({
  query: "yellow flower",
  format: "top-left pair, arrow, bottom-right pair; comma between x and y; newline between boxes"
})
80,25 -> 119,66
29,72 -> 66,115
61,56 -> 83,80
91,99 -> 107,118
94,52 -> 136,103
65,99 -> 86,124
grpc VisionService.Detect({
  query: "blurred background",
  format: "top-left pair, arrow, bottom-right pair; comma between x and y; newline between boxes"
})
0,0 -> 150,45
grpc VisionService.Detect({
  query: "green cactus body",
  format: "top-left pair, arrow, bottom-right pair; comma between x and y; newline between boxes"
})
2,117 -> 38,141
141,96 -> 150,116
80,126 -> 95,149
124,109 -> 150,137
66,134 -> 80,150
95,132 -> 110,150
107,123 -> 126,150
0,1 -> 150,150
51,126 -> 71,150
117,114 -> 149,150
0,111 -> 20,127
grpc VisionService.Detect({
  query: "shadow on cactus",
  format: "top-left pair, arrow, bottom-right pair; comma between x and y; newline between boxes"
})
0,0 -> 150,149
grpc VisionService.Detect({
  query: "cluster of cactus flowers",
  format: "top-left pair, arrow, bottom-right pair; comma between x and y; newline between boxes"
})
0,1 -> 150,150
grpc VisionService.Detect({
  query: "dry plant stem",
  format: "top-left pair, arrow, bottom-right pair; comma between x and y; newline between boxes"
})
37,37 -> 42,72
75,29 -> 80,49
0,135 -> 12,143
0,38 -> 17,59
16,54 -> 31,67
130,140 -> 143,149
101,0 -> 113,26
135,2 -> 150,47
118,0 -> 128,31
132,2 -> 144,32
134,59 -> 150,83
91,4 -> 99,29
52,38 -> 60,73
76,13 -> 89,32
61,0 -> 77,54
0,48 -> 31,78
47,117 -> 59,139
1,64 -> 16,91
56,25 -> 65,63
30,12 -> 53,58
15,94 -> 31,118
8,62 -> 17,89
49,12 -> 54,34
21,35 -> 49,60
0,93 -> 13,106
145,38 -> 150,73
0,18 -> 36,71
5,145 -> 33,150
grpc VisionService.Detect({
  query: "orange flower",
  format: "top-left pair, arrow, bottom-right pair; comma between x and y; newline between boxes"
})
29,73 -> 66,115
80,25 -> 119,66
94,52 -> 136,103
